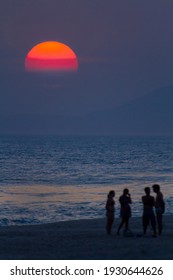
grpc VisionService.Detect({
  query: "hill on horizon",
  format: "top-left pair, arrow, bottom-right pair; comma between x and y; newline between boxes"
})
80,85 -> 173,135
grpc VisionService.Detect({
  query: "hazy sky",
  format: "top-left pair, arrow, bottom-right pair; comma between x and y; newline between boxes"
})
1,0 -> 173,133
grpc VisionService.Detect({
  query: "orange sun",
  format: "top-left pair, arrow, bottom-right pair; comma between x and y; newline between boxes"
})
25,41 -> 78,72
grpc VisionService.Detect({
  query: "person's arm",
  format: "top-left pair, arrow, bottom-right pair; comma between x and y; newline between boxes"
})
128,194 -> 132,204
142,196 -> 144,204
159,193 -> 165,212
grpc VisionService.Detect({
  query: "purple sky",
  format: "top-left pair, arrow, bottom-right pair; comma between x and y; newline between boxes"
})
0,0 -> 173,134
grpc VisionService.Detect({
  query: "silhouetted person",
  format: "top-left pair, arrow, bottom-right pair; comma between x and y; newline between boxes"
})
117,188 -> 132,235
152,184 -> 165,235
142,187 -> 157,237
105,190 -> 115,235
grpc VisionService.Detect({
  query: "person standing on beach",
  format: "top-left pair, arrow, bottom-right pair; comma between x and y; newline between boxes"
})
105,190 -> 115,235
152,184 -> 165,235
117,188 -> 132,235
142,187 -> 157,237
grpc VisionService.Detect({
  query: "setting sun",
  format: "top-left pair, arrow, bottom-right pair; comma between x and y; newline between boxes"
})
25,41 -> 78,72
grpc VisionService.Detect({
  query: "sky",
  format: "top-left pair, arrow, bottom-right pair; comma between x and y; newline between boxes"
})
0,0 -> 173,135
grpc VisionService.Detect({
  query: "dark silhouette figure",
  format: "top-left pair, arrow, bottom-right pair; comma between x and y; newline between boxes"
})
142,187 -> 157,237
105,190 -> 115,235
152,184 -> 165,235
117,188 -> 132,235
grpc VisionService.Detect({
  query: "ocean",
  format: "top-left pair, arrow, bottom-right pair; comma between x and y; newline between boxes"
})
0,135 -> 173,226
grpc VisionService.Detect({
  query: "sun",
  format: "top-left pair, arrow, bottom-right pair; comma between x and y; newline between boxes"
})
25,41 -> 78,72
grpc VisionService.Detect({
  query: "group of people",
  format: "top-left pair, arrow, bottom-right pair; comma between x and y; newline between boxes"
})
105,184 -> 165,237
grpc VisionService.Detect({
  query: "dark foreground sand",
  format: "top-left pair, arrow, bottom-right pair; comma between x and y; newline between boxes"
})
0,216 -> 172,260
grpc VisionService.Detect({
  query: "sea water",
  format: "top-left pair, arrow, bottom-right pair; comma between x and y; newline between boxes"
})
0,135 -> 172,225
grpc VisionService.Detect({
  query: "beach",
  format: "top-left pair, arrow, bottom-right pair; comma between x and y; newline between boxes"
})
0,215 -> 172,260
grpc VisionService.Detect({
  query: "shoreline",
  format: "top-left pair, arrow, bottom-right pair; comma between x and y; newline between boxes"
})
0,215 -> 173,260
1,183 -> 173,226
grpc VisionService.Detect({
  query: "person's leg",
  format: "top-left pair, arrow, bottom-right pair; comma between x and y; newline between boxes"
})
143,215 -> 149,234
157,212 -> 163,235
117,218 -> 125,235
125,217 -> 129,231
150,213 -> 157,236
106,214 -> 114,234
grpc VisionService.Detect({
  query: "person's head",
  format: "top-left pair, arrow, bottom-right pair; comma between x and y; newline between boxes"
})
152,184 -> 160,193
144,187 -> 150,195
123,188 -> 129,195
108,190 -> 115,198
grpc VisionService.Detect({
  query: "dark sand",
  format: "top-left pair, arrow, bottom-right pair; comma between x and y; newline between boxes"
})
0,216 -> 172,260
